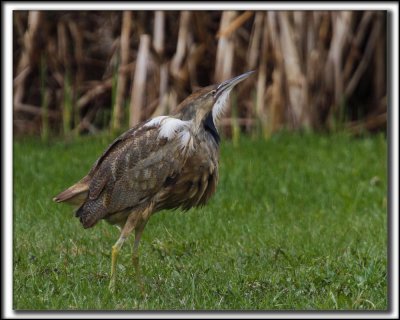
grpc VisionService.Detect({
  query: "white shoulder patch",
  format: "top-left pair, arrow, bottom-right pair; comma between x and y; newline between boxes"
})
158,118 -> 190,140
144,116 -> 168,128
212,88 -> 232,123
145,116 -> 194,151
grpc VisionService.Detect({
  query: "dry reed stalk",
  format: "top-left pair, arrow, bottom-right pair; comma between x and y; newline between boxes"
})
14,102 -> 58,119
278,12 -> 308,128
266,12 -> 285,131
14,11 -> 42,108
247,12 -> 263,71
74,118 -> 99,135
216,11 -> 253,39
373,13 -> 385,106
77,79 -> 114,109
270,70 -> 284,132
153,11 -> 165,55
255,13 -> 268,134
188,44 -> 206,90
112,11 -> 132,131
343,11 -> 374,83
152,11 -> 169,117
293,12 -> 307,60
345,15 -> 380,97
13,67 -> 31,89
171,11 -> 191,80
305,50 -> 322,128
326,12 -> 353,107
244,11 -> 263,131
68,20 -> 85,129
347,109 -> 387,134
74,104 -> 102,135
215,11 -> 237,137
304,11 -> 325,128
150,63 -> 168,117
130,34 -> 150,127
58,20 -> 72,136
214,11 -> 237,83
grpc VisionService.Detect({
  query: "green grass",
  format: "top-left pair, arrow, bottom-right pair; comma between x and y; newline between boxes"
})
13,132 -> 387,310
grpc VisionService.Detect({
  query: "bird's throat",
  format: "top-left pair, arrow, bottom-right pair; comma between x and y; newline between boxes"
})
204,112 -> 220,145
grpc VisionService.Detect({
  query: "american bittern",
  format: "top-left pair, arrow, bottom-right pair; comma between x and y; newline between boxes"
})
54,71 -> 254,290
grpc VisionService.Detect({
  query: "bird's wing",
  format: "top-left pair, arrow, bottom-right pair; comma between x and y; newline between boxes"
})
77,117 -> 192,228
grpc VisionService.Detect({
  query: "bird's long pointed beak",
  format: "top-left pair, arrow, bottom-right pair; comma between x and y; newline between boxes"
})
216,70 -> 255,96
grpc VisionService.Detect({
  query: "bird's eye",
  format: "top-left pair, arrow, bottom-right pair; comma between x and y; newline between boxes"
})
211,89 -> 217,96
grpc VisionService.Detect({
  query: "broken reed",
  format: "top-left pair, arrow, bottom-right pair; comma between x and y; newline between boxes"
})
13,11 -> 387,138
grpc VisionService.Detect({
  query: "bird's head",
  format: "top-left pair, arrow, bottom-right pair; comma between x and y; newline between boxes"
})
176,70 -> 255,131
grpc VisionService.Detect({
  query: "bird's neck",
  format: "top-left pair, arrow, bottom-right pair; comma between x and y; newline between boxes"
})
203,112 -> 220,144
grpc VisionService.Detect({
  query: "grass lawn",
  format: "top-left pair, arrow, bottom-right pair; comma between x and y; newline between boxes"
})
13,132 -> 387,310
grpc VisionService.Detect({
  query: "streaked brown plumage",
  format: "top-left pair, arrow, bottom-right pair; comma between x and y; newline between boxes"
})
54,71 -> 254,290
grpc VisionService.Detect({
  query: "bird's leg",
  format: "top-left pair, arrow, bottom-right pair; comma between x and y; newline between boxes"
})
109,214 -> 139,292
132,226 -> 143,272
132,220 -> 148,292
109,235 -> 127,292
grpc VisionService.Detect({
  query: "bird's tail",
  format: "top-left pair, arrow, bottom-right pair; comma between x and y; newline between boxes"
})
53,175 -> 90,206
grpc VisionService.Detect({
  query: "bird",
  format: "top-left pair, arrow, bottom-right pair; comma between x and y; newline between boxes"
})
53,70 -> 254,291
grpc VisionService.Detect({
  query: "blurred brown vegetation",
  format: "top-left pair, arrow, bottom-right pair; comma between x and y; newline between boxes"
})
13,11 -> 387,139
